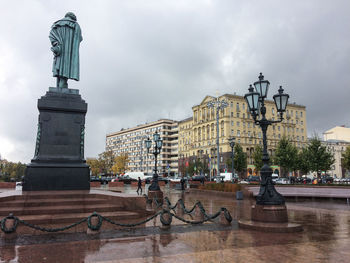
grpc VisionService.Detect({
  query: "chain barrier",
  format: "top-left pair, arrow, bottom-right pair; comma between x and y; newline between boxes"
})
163,197 -> 232,222
0,197 -> 232,234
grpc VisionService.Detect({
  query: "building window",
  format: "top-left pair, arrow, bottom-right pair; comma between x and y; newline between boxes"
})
221,121 -> 224,136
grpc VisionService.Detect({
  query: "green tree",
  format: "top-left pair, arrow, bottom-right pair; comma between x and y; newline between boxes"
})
297,147 -> 311,175
252,145 -> 263,174
86,158 -> 101,176
98,150 -> 116,174
112,153 -> 129,174
202,158 -> 210,175
187,159 -> 203,175
306,137 -> 334,176
0,160 -> 26,182
231,144 -> 247,178
274,137 -> 298,177
342,146 -> 350,173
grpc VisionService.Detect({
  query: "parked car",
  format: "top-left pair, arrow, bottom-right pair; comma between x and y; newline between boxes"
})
144,175 -> 153,184
158,177 -> 169,184
90,175 -> 100,182
117,175 -> 135,184
275,178 -> 289,184
320,175 -> 334,184
247,176 -> 260,183
272,174 -> 279,183
191,175 -> 206,182
169,176 -> 182,183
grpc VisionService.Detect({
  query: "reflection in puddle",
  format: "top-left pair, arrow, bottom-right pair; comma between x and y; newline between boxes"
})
1,188 -> 350,262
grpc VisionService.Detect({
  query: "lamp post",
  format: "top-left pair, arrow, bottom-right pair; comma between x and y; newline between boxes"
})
207,97 -> 228,179
145,132 -> 163,191
244,73 -> 289,205
229,137 -> 235,178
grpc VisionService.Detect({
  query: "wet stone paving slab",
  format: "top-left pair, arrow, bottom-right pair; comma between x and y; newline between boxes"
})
1,186 -> 350,262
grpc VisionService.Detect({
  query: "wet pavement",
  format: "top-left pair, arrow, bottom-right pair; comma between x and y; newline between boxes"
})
1,185 -> 350,262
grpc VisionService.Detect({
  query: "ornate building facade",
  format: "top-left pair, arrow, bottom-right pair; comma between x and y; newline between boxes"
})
178,94 -> 307,177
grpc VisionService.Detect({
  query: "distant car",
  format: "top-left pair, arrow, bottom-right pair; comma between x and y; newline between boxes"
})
275,178 -> 289,184
143,175 -> 153,184
90,176 -> 100,182
169,176 -> 182,183
117,175 -> 135,184
191,175 -> 206,182
247,176 -> 260,183
158,177 -> 169,184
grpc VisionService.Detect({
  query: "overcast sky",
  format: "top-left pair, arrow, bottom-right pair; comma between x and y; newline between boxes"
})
1,0 -> 349,163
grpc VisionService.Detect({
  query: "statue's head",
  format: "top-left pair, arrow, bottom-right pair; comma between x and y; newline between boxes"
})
65,12 -> 77,21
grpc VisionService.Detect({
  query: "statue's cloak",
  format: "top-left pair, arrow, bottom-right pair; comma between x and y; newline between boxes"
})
49,17 -> 82,81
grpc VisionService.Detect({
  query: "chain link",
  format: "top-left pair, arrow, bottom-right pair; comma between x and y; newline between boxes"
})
0,197 -> 232,234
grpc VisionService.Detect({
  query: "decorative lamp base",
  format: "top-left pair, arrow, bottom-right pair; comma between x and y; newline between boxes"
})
251,204 -> 288,223
238,204 -> 303,233
148,190 -> 163,206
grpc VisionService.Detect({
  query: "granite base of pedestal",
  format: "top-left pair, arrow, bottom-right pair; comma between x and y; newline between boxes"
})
148,190 -> 163,205
238,204 -> 303,232
23,163 -> 90,191
251,204 -> 288,223
238,220 -> 303,233
24,89 -> 89,191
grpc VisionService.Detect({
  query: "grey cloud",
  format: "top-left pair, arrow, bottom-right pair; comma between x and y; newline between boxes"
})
0,0 -> 349,162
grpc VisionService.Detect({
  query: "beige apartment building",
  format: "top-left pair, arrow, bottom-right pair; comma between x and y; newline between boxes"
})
322,139 -> 350,178
106,119 -> 178,175
323,126 -> 350,178
323,126 -> 350,142
178,94 -> 307,176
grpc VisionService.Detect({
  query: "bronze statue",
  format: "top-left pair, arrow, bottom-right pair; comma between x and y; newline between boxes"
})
49,12 -> 83,89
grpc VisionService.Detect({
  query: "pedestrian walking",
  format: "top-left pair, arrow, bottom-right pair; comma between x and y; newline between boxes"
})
180,177 -> 185,191
136,177 -> 142,195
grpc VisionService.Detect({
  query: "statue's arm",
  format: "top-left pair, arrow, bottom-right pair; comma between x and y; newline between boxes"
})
51,41 -> 61,56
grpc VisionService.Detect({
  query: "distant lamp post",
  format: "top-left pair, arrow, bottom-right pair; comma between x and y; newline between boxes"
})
207,97 -> 228,179
145,132 -> 163,191
244,73 -> 289,205
229,137 -> 236,178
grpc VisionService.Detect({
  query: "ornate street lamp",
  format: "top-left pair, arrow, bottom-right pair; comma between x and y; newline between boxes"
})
207,97 -> 228,179
244,73 -> 289,205
145,132 -> 163,191
228,137 -> 236,178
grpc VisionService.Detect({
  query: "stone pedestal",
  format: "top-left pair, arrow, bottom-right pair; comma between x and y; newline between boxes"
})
148,190 -> 163,208
251,204 -> 288,223
238,204 -> 302,232
23,88 -> 90,191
